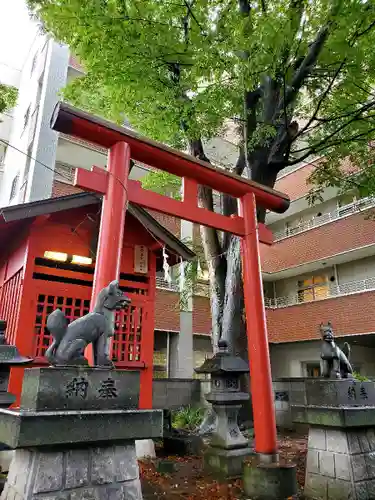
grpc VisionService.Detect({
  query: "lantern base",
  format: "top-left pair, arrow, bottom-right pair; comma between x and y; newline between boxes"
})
204,445 -> 253,478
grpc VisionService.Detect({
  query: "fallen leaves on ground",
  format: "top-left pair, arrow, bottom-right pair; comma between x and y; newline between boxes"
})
139,433 -> 308,499
278,434 -> 307,488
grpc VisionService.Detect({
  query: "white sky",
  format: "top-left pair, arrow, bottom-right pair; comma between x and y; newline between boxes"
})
0,0 -> 38,72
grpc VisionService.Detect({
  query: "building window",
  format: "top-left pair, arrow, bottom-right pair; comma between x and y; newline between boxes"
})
0,144 -> 6,165
31,52 -> 38,74
9,173 -> 19,201
23,106 -> 30,132
297,275 -> 329,303
23,146 -> 33,180
305,363 -> 321,377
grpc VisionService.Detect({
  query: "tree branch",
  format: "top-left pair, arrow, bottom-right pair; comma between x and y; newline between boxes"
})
278,25 -> 331,113
287,126 -> 375,166
183,0 -> 205,33
294,60 -> 346,142
292,100 -> 375,155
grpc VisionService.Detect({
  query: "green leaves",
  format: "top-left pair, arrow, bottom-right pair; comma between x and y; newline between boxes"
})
27,0 -> 375,197
141,170 -> 182,200
0,84 -> 17,115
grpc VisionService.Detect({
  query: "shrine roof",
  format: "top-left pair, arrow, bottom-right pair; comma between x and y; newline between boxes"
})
0,193 -> 195,262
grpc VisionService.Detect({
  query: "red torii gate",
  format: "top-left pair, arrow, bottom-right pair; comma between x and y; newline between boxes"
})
51,102 -> 290,460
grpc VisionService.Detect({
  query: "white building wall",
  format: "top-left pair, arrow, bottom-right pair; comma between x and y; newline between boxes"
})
0,63 -> 21,88
24,41 -> 69,203
270,341 -> 375,379
56,138 -> 107,171
0,37 -> 70,207
337,256 -> 375,283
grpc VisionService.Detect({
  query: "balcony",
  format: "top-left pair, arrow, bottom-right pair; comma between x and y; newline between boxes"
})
266,287 -> 375,343
155,276 -> 209,297
273,197 -> 375,241
155,276 -> 179,292
262,202 -> 375,275
265,275 -> 375,309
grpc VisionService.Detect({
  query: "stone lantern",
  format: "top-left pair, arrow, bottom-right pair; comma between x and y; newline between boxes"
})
195,339 -> 252,477
0,320 -> 33,408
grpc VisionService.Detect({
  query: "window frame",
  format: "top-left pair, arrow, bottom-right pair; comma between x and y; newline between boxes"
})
297,275 -> 329,303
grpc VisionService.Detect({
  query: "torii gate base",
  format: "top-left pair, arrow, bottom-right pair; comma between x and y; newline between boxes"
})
51,103 -> 290,467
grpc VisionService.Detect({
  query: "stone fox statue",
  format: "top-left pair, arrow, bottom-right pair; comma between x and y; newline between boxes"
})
45,280 -> 131,367
320,322 -> 353,379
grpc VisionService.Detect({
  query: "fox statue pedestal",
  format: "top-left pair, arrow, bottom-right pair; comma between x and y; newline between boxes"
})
292,379 -> 375,500
0,367 -> 162,500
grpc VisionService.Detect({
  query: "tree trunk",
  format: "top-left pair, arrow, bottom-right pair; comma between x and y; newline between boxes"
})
188,140 -> 226,350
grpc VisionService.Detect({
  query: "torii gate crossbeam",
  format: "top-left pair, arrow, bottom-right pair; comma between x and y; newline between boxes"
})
51,102 -> 290,461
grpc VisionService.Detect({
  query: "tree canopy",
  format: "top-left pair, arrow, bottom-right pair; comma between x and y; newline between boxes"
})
28,0 -> 375,199
0,84 -> 17,116
27,0 -> 375,359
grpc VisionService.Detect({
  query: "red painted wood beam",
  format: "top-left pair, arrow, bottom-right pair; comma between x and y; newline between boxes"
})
75,171 -> 273,245
52,102 -> 290,214
128,180 -> 245,236
74,166 -> 108,194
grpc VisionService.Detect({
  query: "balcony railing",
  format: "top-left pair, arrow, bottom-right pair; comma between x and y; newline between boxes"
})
155,276 -> 179,292
265,276 -> 375,309
273,197 -> 375,241
155,276 -> 209,297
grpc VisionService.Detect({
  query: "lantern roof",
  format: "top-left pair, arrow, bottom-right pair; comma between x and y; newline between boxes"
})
195,340 -> 249,374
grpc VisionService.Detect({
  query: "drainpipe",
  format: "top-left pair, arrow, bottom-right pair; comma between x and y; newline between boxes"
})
273,282 -> 277,307
166,331 -> 170,378
333,264 -> 339,284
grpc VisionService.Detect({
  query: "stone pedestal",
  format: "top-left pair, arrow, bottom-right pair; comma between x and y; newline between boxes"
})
0,321 -> 33,474
3,444 -> 141,500
0,367 -> 163,500
292,378 -> 375,500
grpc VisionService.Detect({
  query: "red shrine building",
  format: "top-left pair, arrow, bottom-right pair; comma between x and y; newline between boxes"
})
0,193 -> 194,407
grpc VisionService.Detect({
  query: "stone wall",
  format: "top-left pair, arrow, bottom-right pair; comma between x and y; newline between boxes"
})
2,442 -> 141,500
273,378 -> 308,430
304,427 -> 375,499
152,377 -> 304,430
152,378 -> 203,409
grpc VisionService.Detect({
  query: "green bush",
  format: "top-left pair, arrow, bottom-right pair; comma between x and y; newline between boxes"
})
171,406 -> 205,432
353,371 -> 370,382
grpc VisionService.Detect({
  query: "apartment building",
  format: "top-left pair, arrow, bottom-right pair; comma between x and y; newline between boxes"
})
2,34 -> 375,382
264,163 -> 375,379
0,62 -> 21,190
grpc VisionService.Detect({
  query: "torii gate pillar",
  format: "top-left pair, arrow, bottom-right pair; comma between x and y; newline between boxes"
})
84,141 -> 131,371
240,193 -> 277,458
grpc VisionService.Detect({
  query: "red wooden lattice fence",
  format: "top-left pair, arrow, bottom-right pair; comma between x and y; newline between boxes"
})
31,262 -> 152,369
0,270 -> 23,346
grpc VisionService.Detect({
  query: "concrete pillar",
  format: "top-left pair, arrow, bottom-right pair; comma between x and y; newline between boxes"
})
169,219 -> 194,378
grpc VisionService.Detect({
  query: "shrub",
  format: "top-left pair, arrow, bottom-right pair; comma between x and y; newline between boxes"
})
353,371 -> 370,382
171,406 -> 205,432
